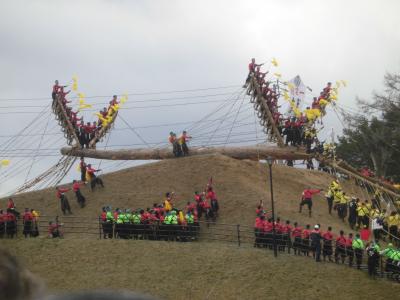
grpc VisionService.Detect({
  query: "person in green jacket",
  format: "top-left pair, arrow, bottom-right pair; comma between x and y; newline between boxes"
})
352,233 -> 365,269
380,243 -> 396,273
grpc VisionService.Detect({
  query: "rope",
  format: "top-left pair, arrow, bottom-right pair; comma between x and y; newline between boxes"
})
223,92 -> 247,147
118,114 -> 151,149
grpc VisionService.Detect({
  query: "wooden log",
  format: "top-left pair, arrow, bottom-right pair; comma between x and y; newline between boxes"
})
60,145 -> 310,161
251,77 -> 285,147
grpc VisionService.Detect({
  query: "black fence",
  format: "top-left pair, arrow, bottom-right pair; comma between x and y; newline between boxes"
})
2,215 -> 400,282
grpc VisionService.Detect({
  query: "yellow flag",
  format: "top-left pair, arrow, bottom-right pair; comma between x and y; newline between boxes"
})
273,73 -> 282,78
1,159 -> 10,166
72,83 -> 78,92
283,91 -> 290,100
287,82 -> 295,90
271,58 -> 279,67
335,81 -> 341,88
76,164 -> 81,172
340,80 -> 347,87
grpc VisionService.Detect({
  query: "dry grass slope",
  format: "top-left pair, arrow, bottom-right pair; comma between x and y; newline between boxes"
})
2,239 -> 400,300
2,154 -> 370,231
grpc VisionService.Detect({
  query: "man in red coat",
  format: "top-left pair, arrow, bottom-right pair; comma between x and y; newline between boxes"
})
22,208 -> 34,238
56,187 -> 72,215
299,188 -> 321,217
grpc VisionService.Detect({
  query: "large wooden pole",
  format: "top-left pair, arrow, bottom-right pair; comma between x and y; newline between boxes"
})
61,145 -> 310,161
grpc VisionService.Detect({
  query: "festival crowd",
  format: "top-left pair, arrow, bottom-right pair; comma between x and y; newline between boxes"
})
99,183 -> 219,241
51,80 -> 120,148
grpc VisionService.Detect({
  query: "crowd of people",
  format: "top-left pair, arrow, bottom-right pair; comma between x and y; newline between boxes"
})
168,131 -> 192,157
0,199 -> 40,239
51,80 -> 119,148
325,179 -> 400,247
99,182 -> 219,241
244,58 -> 339,154
254,201 -> 400,278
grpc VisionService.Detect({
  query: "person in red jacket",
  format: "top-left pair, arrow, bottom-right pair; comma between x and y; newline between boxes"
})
322,226 -> 334,262
254,215 -> 266,247
22,208 -> 34,238
5,209 -> 17,238
72,180 -> 86,208
335,230 -> 347,264
302,224 -> 311,256
0,210 -> 5,239
282,220 -> 292,253
292,222 -> 303,255
87,164 -> 104,191
244,58 -> 264,88
299,188 -> 321,217
56,186 -> 72,215
206,186 -> 219,217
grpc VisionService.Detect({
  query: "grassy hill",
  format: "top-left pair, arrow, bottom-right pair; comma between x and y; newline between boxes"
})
1,155 -> 399,299
2,239 -> 400,300
2,154 -> 369,231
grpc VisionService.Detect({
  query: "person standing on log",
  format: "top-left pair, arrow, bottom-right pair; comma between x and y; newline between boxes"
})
79,157 -> 87,183
168,132 -> 181,157
243,58 -> 264,88
178,131 -> 192,156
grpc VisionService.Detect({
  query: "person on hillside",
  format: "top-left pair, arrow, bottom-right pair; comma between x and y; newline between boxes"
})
345,233 -> 354,267
72,180 -> 86,208
22,208 -> 34,238
348,197 -> 358,229
7,198 -> 20,218
5,209 -> 17,238
387,211 -> 399,243
48,220 -> 63,238
56,186 -> 72,215
325,188 -> 334,215
310,225 -> 322,262
206,186 -> 219,217
178,131 -> 192,156
301,224 -> 311,256
86,164 -> 104,191
299,188 -> 321,217
380,243 -> 395,273
254,215 -> 266,248
164,192 -> 174,212
335,230 -> 347,264
31,209 -> 40,237
352,233 -> 365,269
366,242 -> 380,278
357,202 -> 369,229
371,214 -> 383,242
79,157 -> 87,182
322,226 -> 334,262
360,225 -> 371,243
282,220 -> 292,253
292,222 -> 303,255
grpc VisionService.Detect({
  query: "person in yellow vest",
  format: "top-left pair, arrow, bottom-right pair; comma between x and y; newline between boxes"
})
337,192 -> 349,222
163,192 -> 174,212
357,202 -> 370,229
387,211 -> 399,243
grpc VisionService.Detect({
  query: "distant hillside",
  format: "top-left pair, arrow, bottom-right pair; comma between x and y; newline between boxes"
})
2,154 -> 367,231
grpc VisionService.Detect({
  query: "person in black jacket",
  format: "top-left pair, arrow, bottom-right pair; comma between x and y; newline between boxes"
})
310,224 -> 322,262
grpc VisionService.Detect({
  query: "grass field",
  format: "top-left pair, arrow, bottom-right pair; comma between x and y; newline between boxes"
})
2,154 -> 395,299
2,238 -> 400,300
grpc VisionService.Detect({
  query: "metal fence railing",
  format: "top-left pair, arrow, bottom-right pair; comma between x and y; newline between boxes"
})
1,215 -> 399,282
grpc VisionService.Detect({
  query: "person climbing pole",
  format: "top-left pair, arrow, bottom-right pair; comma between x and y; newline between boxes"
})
243,58 -> 264,88
299,188 -> 321,217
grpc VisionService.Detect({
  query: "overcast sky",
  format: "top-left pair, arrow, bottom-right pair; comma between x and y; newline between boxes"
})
0,0 -> 399,196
